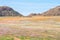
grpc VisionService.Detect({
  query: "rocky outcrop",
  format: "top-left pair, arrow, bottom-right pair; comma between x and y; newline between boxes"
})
0,6 -> 23,16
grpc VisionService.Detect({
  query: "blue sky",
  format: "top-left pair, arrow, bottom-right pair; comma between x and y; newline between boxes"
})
0,0 -> 60,16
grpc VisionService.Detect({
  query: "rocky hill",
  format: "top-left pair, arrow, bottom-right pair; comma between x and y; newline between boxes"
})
28,6 -> 60,16
1,6 -> 60,16
41,6 -> 60,16
0,6 -> 23,16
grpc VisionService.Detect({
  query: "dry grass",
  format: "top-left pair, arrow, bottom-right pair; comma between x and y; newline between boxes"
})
0,16 -> 60,40
0,16 -> 60,21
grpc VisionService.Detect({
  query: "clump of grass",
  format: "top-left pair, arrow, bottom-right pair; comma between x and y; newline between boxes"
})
0,35 -> 57,40
0,36 -> 14,40
17,36 -> 57,40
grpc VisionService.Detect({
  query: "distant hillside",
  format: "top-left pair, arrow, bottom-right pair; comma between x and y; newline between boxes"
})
41,6 -> 60,16
0,6 -> 23,16
28,13 -> 41,17
28,6 -> 60,16
1,6 -> 60,16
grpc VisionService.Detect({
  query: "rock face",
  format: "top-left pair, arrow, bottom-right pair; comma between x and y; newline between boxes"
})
0,6 -> 23,16
41,6 -> 60,16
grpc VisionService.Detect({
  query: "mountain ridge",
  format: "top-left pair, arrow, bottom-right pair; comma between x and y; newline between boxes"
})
0,6 -> 23,16
28,6 -> 60,16
0,6 -> 60,16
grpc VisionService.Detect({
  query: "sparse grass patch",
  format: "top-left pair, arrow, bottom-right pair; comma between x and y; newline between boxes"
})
0,36 -> 14,40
